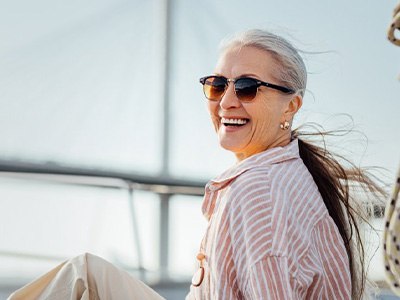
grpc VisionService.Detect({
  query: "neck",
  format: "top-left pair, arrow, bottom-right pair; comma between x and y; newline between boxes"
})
234,133 -> 292,162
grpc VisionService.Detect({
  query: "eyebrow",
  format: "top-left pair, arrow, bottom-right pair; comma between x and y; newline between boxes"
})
237,73 -> 261,79
213,73 -> 262,79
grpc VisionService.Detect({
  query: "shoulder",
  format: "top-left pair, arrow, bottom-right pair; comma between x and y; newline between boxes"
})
228,157 -> 322,215
235,157 -> 329,255
268,157 -> 327,222
225,156 -> 324,224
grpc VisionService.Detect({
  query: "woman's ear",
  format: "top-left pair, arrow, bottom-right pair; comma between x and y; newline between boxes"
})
284,94 -> 303,120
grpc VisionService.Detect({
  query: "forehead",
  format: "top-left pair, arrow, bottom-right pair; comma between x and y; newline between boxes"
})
214,46 -> 278,79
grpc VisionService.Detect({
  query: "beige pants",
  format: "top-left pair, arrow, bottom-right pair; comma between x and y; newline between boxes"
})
7,253 -> 165,300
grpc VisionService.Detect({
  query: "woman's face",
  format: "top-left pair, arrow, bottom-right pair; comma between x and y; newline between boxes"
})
208,46 -> 301,161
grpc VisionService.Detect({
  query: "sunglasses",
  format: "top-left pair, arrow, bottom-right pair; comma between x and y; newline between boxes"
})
199,75 -> 295,102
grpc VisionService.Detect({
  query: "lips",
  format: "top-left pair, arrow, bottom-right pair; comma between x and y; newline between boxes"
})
221,117 -> 249,126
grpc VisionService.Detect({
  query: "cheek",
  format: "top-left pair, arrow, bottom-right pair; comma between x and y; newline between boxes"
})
254,116 -> 273,138
207,102 -> 220,128
207,101 -> 218,115
252,103 -> 271,125
263,100 -> 284,121
251,103 -> 278,135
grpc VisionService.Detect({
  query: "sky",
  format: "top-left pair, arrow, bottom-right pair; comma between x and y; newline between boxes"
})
0,0 -> 399,285
0,0 -> 399,178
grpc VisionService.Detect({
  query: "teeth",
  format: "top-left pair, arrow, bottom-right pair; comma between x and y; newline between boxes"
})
221,117 -> 248,125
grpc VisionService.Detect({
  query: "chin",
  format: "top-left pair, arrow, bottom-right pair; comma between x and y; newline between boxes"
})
219,141 -> 244,153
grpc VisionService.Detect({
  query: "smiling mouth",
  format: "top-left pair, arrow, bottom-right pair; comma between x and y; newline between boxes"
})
221,117 -> 249,127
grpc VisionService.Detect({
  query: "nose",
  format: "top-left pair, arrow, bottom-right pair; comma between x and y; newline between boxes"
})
219,82 -> 241,110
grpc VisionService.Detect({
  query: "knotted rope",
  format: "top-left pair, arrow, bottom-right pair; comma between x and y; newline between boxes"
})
388,3 -> 400,46
383,166 -> 400,293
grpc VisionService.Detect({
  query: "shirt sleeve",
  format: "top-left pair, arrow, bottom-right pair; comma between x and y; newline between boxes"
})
243,217 -> 352,300
244,256 -> 295,300
306,217 -> 352,299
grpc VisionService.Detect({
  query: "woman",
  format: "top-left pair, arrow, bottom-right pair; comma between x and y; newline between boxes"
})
188,29 -> 382,300
9,29 -> 381,300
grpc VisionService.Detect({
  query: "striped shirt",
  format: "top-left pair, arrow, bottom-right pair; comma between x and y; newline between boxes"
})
186,139 -> 351,299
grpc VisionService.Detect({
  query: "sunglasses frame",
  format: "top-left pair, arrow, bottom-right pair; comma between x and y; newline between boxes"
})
199,75 -> 295,102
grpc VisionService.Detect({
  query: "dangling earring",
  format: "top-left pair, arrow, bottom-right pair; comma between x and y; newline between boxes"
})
280,121 -> 290,130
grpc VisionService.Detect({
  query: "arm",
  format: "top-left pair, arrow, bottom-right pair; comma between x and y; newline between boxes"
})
245,256 -> 295,300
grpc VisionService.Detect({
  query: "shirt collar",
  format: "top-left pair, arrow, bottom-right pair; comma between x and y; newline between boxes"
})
205,138 -> 300,192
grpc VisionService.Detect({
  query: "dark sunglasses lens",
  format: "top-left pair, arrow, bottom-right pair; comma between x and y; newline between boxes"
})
203,77 -> 226,101
235,78 -> 258,101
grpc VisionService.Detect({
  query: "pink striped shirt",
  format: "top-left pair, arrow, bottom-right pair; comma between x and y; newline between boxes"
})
187,139 -> 351,299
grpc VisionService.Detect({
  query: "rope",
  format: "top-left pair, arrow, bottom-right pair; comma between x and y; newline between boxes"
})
383,165 -> 400,294
383,4 -> 400,295
388,3 -> 400,46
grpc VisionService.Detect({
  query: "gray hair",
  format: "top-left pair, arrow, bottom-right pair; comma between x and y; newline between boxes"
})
219,29 -> 307,97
